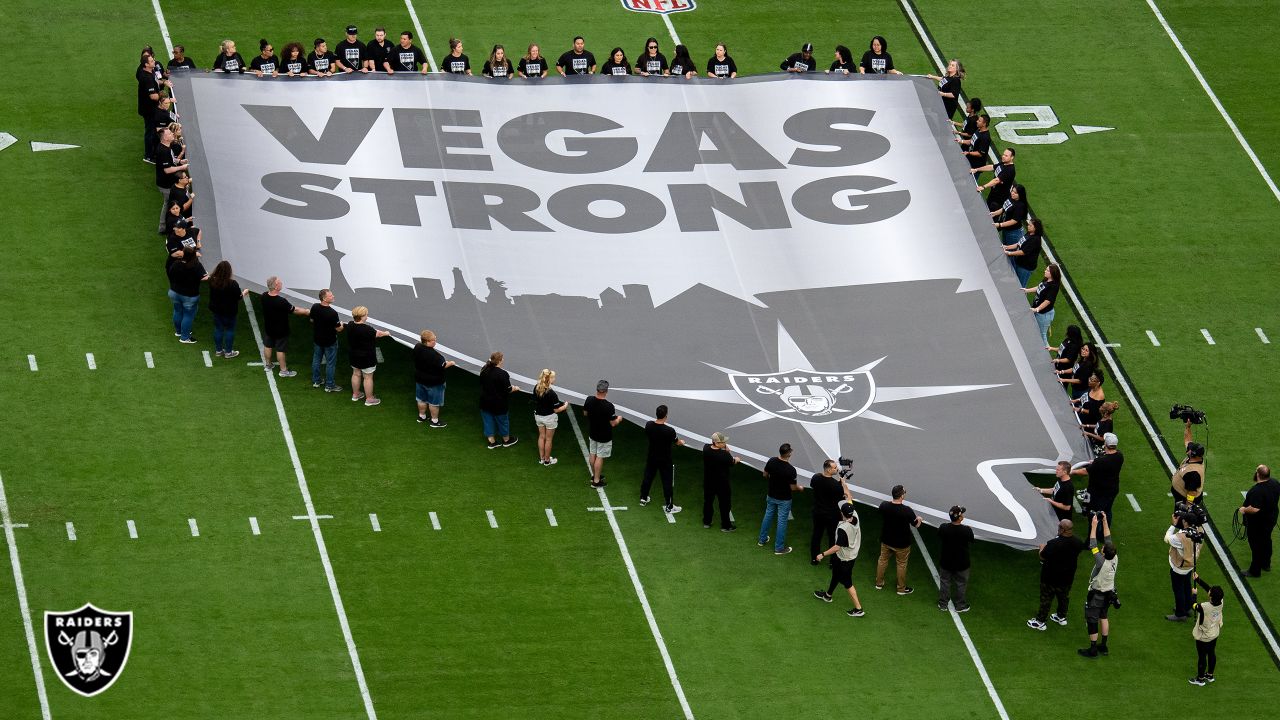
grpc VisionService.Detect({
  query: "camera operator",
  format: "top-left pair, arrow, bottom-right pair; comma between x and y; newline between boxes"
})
809,458 -> 854,565
1240,465 -> 1279,577
1171,418 -> 1206,506
1071,433 -> 1123,533
1079,513 -> 1118,658
1164,503 -> 1204,621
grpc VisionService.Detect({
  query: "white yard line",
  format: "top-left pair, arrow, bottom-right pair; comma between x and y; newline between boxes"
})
249,516 -> 261,535
0,471 -> 53,720
566,408 -> 695,719
86,352 -> 96,370
1146,0 -> 1280,204
369,513 -> 381,532
202,350 -> 213,367
1200,329 -> 1215,345
486,510 -> 499,529
66,521 -> 77,541
1126,494 -> 1142,513
27,355 -> 37,372
661,14 -> 682,46
294,514 -> 334,520
545,508 -> 558,527
1146,331 -> 1161,347
429,511 -> 441,530
145,351 -> 155,368
402,0 -> 439,73
1257,328 -> 1271,345
127,519 -> 138,539
151,0 -> 174,55
188,518 -> 200,537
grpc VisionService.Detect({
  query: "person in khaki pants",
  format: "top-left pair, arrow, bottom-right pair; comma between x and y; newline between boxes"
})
875,485 -> 922,595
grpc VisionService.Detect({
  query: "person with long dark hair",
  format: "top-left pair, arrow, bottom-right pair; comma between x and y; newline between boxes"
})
601,47 -> 631,75
992,183 -> 1028,247
483,45 -> 513,79
1005,214 -> 1042,286
1051,322 -> 1083,371
166,247 -> 207,344
828,45 -> 854,75
1059,342 -> 1099,399
706,43 -> 737,79
859,36 -> 901,75
635,37 -> 668,76
479,351 -> 521,448
1071,369 -> 1106,429
208,260 -> 248,358
280,42 -> 309,77
669,44 -> 697,79
1024,263 -> 1060,348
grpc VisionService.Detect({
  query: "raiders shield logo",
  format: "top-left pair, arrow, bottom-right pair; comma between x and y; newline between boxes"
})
619,0 -> 697,14
44,603 -> 133,697
730,369 -> 875,425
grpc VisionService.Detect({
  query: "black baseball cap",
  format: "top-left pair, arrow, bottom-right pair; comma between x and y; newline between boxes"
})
802,42 -> 813,53
346,25 -> 358,35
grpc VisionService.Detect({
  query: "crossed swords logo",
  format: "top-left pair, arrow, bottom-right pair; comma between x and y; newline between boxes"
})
753,381 -> 855,417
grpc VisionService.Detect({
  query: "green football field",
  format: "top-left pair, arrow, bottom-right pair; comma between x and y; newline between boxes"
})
1,0 -> 1278,718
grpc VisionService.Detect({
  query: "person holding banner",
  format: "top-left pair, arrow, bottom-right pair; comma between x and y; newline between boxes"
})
280,43 -> 309,77
365,28 -> 395,73
669,45 -> 697,79
211,40 -> 245,74
858,36 -> 901,75
518,45 -> 548,78
346,306 -> 391,406
635,38 -> 668,76
779,43 -> 816,73
335,26 -> 368,74
556,36 -> 596,76
387,31 -> 428,74
250,40 -> 279,78
483,45 -> 513,79
600,48 -> 631,76
828,45 -> 854,75
441,38 -> 472,75
706,43 -> 737,79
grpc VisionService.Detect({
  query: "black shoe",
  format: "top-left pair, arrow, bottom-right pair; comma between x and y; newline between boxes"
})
502,436 -> 519,447
813,590 -> 832,603
1188,676 -> 1206,687
846,608 -> 865,617
486,440 -> 500,450
590,480 -> 608,488
721,524 -> 737,533
1244,569 -> 1263,578
1077,648 -> 1098,658
417,415 -> 428,423
1098,645 -> 1109,656
896,587 -> 915,596
429,419 -> 446,428
1204,673 -> 1214,683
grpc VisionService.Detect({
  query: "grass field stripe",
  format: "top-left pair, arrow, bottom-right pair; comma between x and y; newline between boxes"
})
127,519 -> 138,539
910,525 -> 1009,720
429,511 -> 441,530
0,472 -> 53,720
150,0 -> 174,55
144,351 -> 154,368
1146,331 -> 1161,347
188,518 -> 200,537
1257,328 -> 1271,344
369,513 -> 381,532
566,408 -> 695,720
249,516 -> 260,535
1200,329 -> 1215,345
85,352 -> 96,370
202,350 -> 213,367
545,508 -> 558,527
1126,494 -> 1142,513
486,510 -> 498,528
27,354 -> 37,372
1146,0 -> 1280,204
402,0 -> 439,73
241,294 -> 380,719
65,522 -> 76,541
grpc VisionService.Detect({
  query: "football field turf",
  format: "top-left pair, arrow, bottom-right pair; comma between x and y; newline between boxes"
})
1,1 -> 1278,718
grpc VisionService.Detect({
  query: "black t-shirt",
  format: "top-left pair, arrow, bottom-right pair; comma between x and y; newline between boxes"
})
261,294 -> 295,339
669,59 -> 693,77
707,55 -> 737,77
829,59 -> 854,73
335,40 -> 365,69
1245,479 -> 1280,526
702,445 -> 734,483
166,260 -> 206,297
165,230 -> 198,260
583,396 -> 617,442
810,473 -> 844,519
366,40 -> 395,70
1040,534 -> 1086,585
167,185 -> 191,215
155,143 -> 180,188
967,131 -> 992,169
1014,232 -> 1043,271
346,322 -> 378,368
413,343 -> 448,385
392,44 -> 426,72
518,57 -> 547,77
310,303 -> 341,346
441,53 -> 470,74
1033,279 -> 1060,313
479,365 -> 512,414
860,51 -> 894,74
780,52 -> 815,72
533,387 -> 563,416
483,59 -> 512,78
167,57 -> 197,71
557,50 -> 595,75
281,56 -> 309,75
1087,452 -> 1125,504
938,522 -> 974,572
309,51 -> 339,74
600,60 -> 630,76
987,163 -> 1017,206
213,52 -> 246,73
644,421 -> 679,463
250,55 -> 279,74
939,76 -> 963,118
763,457 -> 797,500
878,501 -> 918,548
999,199 -> 1028,228
636,52 -> 668,75
1050,477 -> 1075,521
208,280 -> 242,317
137,74 -> 159,117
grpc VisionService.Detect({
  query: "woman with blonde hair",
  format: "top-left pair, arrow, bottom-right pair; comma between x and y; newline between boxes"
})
533,369 -> 569,465
346,306 -> 390,406
212,39 -> 246,73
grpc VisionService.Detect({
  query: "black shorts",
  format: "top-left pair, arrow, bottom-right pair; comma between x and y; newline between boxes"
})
830,558 -> 855,588
264,334 -> 289,352
1084,590 -> 1112,623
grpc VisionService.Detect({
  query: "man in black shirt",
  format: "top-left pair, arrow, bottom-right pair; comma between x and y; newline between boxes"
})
1072,432 -> 1124,530
335,26 -> 369,74
388,32 -> 429,74
1027,519 -> 1086,630
960,114 -> 992,170
583,380 -> 620,488
641,405 -> 685,513
154,127 -> 188,234
413,329 -> 455,428
138,54 -> 162,163
973,147 -> 1017,211
757,444 -> 804,553
809,459 -> 851,565
308,39 -> 345,76
366,28 -> 394,73
876,484 -> 922,594
937,506 -> 975,612
702,432 -> 739,530
779,43 -> 816,73
261,275 -> 310,378
309,289 -> 344,392
1241,465 -> 1280,576
556,36 -> 596,76
1040,461 -> 1075,521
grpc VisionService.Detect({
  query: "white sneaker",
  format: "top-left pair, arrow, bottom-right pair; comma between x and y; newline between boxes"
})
664,505 -> 682,514
1026,618 -> 1047,631
278,369 -> 297,378
546,457 -> 558,465
639,497 -> 651,507
1049,613 -> 1068,626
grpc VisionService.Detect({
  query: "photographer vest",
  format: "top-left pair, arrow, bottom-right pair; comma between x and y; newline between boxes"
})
835,518 -> 861,561
1167,530 -> 1199,573
1171,460 -> 1205,500
1192,601 -> 1223,642
1090,555 -> 1118,592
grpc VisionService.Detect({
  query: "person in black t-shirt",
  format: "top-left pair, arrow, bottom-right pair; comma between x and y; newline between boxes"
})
366,28 -> 394,73
1004,215 -> 1043,287
859,36 -> 900,75
164,220 -> 201,269
702,432 -> 740,530
280,43 -> 309,77
309,290 -> 345,392
532,368 -> 568,464
261,275 -> 311,377
167,45 -> 197,71
991,184 -> 1028,247
758,444 -> 804,553
809,459 -> 853,564
937,506 -> 975,611
875,484 -> 922,594
960,114 -> 991,169
1040,461 -> 1076,522
137,54 -> 162,163
925,59 -> 965,119
207,260 -> 248,358
1026,518 -> 1086,629
1024,263 -> 1060,348
814,502 -> 866,616
973,147 -> 1017,211
388,32 -> 428,74
600,47 -> 631,76
251,39 -> 279,77
780,43 -> 816,73
641,405 -> 686,513
669,44 -> 696,79
162,201 -> 186,239
212,39 -> 246,73
706,44 -> 737,79
828,45 -> 854,75
483,45 -> 513,79
1241,465 -> 1280,576
479,351 -> 521,447
635,38 -> 668,76
556,36 -> 596,76
154,127 -> 189,233
335,26 -> 369,73
166,248 -> 208,343
583,380 -> 620,487
309,38 -> 343,76
518,45 -> 548,78
346,305 -> 391,406
414,329 -> 456,428
1072,433 -> 1124,526
441,38 -> 472,75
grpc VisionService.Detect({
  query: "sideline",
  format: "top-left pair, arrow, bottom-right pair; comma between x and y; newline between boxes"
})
0,471 -> 53,720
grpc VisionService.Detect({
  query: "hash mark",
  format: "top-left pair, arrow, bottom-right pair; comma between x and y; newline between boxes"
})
188,518 -> 200,537
127,519 -> 138,539
369,513 -> 381,532
486,510 -> 498,529
546,508 -> 558,527
429,511 -> 441,530
202,350 -> 213,367
86,353 -> 96,370
1200,329 -> 1215,345
144,351 -> 154,369
249,517 -> 260,535
1146,331 -> 1160,347
27,354 -> 37,371
1258,328 -> 1271,345
66,522 -> 76,541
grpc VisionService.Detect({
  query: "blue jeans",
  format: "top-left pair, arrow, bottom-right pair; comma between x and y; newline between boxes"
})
758,497 -> 792,552
1034,308 -> 1055,347
1014,264 -> 1033,288
168,289 -> 198,340
212,313 -> 237,353
312,343 -> 338,387
481,411 -> 510,439
1002,225 -> 1025,247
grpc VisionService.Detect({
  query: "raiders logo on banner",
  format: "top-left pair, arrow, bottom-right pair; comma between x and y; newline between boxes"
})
620,0 -> 696,14
44,603 -> 134,697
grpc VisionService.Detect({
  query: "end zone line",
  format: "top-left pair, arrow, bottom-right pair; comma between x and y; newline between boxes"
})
402,0 -> 439,73
0,472 -> 53,720
565,408 -> 695,720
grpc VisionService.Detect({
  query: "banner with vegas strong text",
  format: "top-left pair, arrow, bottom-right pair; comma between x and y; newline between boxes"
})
172,71 -> 1089,548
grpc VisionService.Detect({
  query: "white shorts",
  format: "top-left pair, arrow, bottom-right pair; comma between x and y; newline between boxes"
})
589,439 -> 612,458
354,365 -> 376,374
534,413 -> 559,429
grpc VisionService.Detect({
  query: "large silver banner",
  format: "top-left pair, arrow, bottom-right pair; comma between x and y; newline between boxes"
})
173,72 -> 1089,547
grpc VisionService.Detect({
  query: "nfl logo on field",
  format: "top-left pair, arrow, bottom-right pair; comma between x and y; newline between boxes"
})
620,0 -> 697,14
44,603 -> 134,697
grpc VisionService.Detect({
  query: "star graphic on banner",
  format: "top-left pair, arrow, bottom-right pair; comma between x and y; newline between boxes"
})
615,321 -> 1007,462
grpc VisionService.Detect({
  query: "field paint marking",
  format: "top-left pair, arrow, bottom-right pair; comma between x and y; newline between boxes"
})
30,141 -> 79,152
375,347 -> 385,363
66,521 -> 77,541
202,350 -> 213,367
1100,343 -> 1121,349
429,511 -> 441,530
127,519 -> 138,539
1072,497 -> 1083,514
247,361 -> 265,367
241,294 -> 379,720
1146,0 -> 1280,205
0,472 -> 53,720
86,353 -> 96,370
293,514 -> 334,520
660,13 -> 682,46
546,508 -> 558,527
729,510 -> 735,523
486,510 -> 499,528
589,506 -> 629,512
249,517 -> 260,535
665,509 -> 677,524
1242,490 -> 1249,499
144,351 -> 155,368
188,518 -> 200,537
566,408 -> 695,719
151,0 -> 174,54
1126,494 -> 1142,513
1257,328 -> 1271,344
402,0 -> 439,73
1200,329 -> 1216,345
787,509 -> 794,521
1071,124 -> 1114,135
27,355 -> 37,372
1146,331 -> 1161,347
369,513 -> 381,532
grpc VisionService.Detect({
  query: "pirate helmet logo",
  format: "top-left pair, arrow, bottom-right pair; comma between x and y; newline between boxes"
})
730,368 -> 875,425
44,603 -> 133,697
